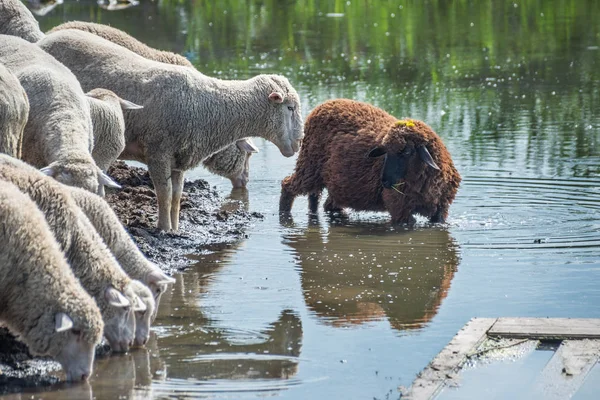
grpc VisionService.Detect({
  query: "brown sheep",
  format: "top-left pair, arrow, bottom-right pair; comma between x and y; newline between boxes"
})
280,99 -> 461,224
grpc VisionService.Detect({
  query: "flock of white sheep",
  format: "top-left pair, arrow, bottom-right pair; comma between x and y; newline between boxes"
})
0,0 -> 304,382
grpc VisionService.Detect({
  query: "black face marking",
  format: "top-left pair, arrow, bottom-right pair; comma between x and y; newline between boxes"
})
381,151 -> 410,188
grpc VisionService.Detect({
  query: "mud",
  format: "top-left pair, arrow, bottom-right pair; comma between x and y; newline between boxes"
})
0,162 -> 261,393
105,162 -> 262,273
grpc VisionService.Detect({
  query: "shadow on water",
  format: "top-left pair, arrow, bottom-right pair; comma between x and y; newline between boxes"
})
283,218 -> 459,331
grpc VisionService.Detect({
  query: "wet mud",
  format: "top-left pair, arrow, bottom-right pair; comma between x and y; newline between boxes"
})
0,162 -> 261,393
105,162 -> 263,273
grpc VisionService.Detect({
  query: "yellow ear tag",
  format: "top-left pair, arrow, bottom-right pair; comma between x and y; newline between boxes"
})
396,119 -> 415,128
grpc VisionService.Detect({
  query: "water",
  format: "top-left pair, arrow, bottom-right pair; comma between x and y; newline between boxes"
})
6,0 -> 600,398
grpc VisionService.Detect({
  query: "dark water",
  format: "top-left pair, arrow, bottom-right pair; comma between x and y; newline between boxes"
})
5,0 -> 600,398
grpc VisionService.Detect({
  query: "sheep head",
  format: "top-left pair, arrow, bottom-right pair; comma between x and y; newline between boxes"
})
101,285 -> 139,353
40,159 -> 120,194
262,75 -> 304,157
144,269 -> 176,322
368,120 -> 440,189
129,280 -> 155,348
230,138 -> 258,188
28,308 -> 103,382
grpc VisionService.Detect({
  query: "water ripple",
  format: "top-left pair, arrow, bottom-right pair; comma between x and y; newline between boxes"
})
452,175 -> 600,251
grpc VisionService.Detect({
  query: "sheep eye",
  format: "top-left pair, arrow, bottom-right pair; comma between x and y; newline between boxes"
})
287,106 -> 294,111
71,329 -> 81,336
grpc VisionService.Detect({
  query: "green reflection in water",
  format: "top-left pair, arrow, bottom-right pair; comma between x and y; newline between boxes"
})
35,0 -> 600,178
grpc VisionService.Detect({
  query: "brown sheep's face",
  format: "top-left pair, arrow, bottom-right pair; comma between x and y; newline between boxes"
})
368,141 -> 439,189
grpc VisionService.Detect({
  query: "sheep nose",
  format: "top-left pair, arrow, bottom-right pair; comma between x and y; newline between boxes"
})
142,337 -> 148,345
81,373 -> 89,381
116,340 -> 130,352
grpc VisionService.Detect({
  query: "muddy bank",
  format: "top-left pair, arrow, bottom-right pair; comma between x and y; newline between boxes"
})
0,162 -> 262,393
105,161 -> 262,273
0,328 -> 61,394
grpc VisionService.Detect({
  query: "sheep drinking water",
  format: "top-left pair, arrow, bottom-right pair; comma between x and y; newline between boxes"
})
280,99 -> 461,224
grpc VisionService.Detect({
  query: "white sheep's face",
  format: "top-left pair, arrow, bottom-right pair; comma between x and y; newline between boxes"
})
54,330 -> 96,382
102,286 -> 136,353
268,92 -> 303,157
52,313 -> 96,382
230,139 -> 258,188
40,163 -> 121,195
145,270 -> 176,322
40,161 -> 99,193
130,280 -> 155,347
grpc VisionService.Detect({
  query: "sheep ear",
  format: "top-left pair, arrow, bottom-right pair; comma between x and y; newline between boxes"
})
418,145 -> 440,170
132,295 -> 147,313
40,165 -> 56,176
55,313 -> 74,333
147,270 -> 176,286
268,92 -> 284,103
98,171 -> 121,189
367,147 -> 386,158
105,287 -> 131,308
236,139 -> 259,153
119,98 -> 144,110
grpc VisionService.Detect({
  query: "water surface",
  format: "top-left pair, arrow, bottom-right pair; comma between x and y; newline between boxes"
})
6,0 -> 600,398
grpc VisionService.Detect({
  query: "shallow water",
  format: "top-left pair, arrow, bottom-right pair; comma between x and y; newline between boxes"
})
6,0 -> 600,398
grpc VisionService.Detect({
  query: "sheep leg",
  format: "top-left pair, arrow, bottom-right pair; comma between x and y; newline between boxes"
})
308,191 -> 322,213
279,175 -> 298,213
170,169 -> 184,231
323,195 -> 343,213
430,205 -> 448,224
147,160 -> 172,231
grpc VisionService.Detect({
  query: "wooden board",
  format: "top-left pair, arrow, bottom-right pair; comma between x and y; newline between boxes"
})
403,318 -> 600,400
526,339 -> 600,399
489,318 -> 600,339
400,318 -> 497,400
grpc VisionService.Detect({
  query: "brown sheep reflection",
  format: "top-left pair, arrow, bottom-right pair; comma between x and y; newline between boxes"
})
284,223 -> 459,330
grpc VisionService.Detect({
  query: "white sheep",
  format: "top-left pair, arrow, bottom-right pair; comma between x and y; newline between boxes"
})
0,0 -> 44,42
202,138 -> 259,188
0,154 -> 146,353
0,62 -> 28,158
68,186 -> 176,346
85,88 -> 143,196
0,34 -> 120,194
48,20 -> 193,66
0,181 -> 104,382
50,21 -> 258,189
38,29 -> 304,231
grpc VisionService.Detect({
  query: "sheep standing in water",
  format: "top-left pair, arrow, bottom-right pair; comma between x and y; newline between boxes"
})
0,62 -> 28,158
280,99 -> 461,224
50,21 -> 261,189
0,181 -> 104,382
39,29 -> 304,231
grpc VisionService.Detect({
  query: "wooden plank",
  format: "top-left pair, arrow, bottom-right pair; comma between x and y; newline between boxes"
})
526,339 -> 600,399
400,318 -> 497,400
489,318 -> 600,339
